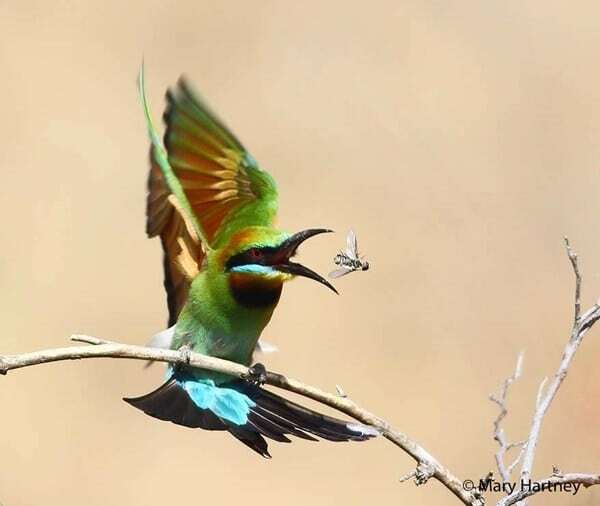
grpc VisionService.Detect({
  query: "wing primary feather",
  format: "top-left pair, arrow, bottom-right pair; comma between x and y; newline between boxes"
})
138,64 -> 211,250
176,77 -> 245,151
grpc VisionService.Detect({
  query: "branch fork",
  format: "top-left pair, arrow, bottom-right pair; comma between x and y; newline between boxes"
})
2,238 -> 600,506
490,238 -> 600,506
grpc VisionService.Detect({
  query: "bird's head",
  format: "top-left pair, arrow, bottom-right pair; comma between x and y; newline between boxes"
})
217,227 -> 337,298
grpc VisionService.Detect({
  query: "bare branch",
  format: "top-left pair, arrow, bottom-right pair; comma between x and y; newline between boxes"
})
335,384 -> 347,398
496,239 -> 600,505
535,377 -> 548,409
490,351 -> 525,481
518,242 -> 600,489
398,463 -> 436,486
564,237 -> 581,322
496,472 -> 600,506
0,334 -> 483,506
399,469 -> 417,483
506,442 -> 527,477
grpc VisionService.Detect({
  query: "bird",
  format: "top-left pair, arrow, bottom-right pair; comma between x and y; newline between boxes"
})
123,68 -> 377,458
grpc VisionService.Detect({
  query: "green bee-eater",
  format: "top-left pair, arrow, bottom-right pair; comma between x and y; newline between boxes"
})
124,70 -> 376,457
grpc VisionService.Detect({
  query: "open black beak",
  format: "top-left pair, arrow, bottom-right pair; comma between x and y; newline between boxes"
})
274,229 -> 338,294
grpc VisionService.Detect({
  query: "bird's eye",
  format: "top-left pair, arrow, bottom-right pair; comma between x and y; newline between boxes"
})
249,248 -> 262,259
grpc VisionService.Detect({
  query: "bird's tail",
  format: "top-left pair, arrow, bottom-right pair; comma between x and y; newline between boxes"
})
123,373 -> 377,458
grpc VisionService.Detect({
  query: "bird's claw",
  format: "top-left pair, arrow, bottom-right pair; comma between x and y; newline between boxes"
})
246,363 -> 267,386
177,344 -> 193,366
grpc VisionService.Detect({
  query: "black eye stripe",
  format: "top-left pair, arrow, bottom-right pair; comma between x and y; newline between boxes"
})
226,246 -> 277,270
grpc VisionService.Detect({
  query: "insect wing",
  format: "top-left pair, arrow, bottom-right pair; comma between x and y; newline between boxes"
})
329,267 -> 354,279
346,230 -> 359,259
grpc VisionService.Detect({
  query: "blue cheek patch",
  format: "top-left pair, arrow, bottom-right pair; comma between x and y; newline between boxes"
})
230,264 -> 278,276
178,378 -> 256,426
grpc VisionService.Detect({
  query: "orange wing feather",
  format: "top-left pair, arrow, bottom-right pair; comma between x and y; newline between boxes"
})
163,81 -> 258,244
146,78 -> 278,326
146,150 -> 203,325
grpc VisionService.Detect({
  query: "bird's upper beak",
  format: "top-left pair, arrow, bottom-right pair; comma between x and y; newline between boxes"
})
273,229 -> 338,294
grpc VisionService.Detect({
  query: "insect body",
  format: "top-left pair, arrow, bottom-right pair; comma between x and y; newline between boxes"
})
329,230 -> 370,278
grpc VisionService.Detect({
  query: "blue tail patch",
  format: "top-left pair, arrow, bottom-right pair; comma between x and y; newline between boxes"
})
177,377 -> 256,426
125,370 -> 377,458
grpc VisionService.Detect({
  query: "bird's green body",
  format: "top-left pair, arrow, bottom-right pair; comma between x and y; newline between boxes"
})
175,265 -> 273,366
173,227 -> 290,382
124,68 -> 375,457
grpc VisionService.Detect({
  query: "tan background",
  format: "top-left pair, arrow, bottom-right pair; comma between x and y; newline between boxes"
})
2,1 -> 600,505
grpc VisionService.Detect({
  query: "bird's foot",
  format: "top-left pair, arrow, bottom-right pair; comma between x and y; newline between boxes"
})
245,362 -> 267,386
177,344 -> 193,365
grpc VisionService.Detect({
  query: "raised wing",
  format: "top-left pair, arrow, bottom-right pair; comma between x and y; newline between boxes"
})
345,229 -> 359,259
163,79 -> 278,247
147,150 -> 202,325
141,69 -> 279,325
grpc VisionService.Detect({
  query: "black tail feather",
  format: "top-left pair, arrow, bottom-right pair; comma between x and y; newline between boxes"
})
253,405 -> 347,442
248,410 -> 303,442
123,379 -> 225,430
252,407 -> 318,441
246,385 -> 375,442
225,422 -> 271,458
251,406 -> 319,441
247,414 -> 292,443
124,378 -> 376,458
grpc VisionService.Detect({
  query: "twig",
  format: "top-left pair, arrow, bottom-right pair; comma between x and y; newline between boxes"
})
496,472 -> 600,506
505,442 -> 527,477
0,334 -> 483,506
490,351 -> 525,481
534,378 -> 547,409
564,237 -> 581,322
497,238 -> 600,506
399,469 -> 417,483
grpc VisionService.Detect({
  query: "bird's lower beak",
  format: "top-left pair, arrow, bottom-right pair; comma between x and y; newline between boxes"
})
274,229 -> 338,294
